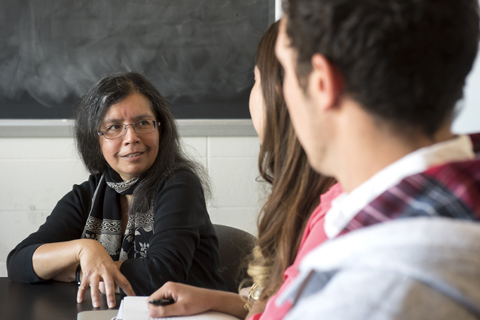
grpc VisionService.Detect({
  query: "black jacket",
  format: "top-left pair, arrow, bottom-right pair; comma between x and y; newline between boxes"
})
7,170 -> 226,295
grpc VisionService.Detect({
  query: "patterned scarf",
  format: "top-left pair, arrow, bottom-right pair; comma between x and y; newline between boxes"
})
81,167 -> 154,261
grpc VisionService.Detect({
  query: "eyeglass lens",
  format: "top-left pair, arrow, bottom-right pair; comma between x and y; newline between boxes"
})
102,120 -> 157,139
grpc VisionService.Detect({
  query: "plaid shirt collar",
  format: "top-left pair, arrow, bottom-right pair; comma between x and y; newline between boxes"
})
324,134 -> 475,239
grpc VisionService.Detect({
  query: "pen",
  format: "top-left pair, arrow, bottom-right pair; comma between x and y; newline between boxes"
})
148,298 -> 175,306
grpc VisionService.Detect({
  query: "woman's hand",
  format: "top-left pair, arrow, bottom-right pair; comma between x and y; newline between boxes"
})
76,239 -> 135,308
147,282 -> 248,319
147,282 -> 214,318
32,239 -> 135,308
239,286 -> 251,299
99,261 -> 125,294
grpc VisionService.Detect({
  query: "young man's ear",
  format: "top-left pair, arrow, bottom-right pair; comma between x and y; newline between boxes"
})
309,54 -> 344,111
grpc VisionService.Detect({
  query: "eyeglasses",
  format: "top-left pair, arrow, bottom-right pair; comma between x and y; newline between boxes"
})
98,119 -> 160,140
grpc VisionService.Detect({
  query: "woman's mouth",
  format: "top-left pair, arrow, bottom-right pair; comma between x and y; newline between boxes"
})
125,152 -> 142,158
121,152 -> 145,160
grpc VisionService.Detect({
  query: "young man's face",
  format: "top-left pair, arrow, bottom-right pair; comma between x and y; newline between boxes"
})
275,17 -> 328,173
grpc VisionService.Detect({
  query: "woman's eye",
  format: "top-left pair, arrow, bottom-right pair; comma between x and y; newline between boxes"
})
138,120 -> 150,127
107,124 -> 122,131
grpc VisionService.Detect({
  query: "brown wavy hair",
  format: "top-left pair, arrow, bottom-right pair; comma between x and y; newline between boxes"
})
247,21 -> 336,301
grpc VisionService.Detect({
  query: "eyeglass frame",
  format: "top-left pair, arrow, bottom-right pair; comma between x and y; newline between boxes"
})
97,119 -> 161,140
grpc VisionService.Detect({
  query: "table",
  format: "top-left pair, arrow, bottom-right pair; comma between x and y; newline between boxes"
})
0,277 -> 121,320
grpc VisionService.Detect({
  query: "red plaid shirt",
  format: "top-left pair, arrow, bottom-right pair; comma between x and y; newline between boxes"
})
339,133 -> 480,236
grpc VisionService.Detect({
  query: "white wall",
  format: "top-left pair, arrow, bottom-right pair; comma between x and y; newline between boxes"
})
275,0 -> 282,20
0,135 -> 266,277
453,53 -> 480,133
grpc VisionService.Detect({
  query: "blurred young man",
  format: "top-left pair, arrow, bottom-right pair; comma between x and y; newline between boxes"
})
275,0 -> 480,319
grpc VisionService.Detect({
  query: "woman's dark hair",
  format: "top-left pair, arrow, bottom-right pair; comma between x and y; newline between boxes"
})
247,21 -> 336,301
284,0 -> 479,138
74,72 -> 209,213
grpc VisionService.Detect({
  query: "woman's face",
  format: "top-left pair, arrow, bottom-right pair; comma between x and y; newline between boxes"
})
249,66 -> 266,144
99,92 -> 160,181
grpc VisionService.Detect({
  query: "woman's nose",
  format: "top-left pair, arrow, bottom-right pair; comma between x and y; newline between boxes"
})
123,124 -> 140,143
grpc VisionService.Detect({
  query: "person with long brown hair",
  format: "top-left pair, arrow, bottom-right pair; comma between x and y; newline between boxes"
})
146,20 -> 340,320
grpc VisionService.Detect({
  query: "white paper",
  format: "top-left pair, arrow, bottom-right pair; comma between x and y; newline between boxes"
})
115,300 -> 124,320
76,309 -> 119,320
121,296 -> 240,320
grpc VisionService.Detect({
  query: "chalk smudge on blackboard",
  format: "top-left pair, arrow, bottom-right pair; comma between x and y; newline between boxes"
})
0,0 -> 268,119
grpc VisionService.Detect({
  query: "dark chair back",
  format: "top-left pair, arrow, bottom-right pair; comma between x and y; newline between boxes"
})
213,224 -> 257,293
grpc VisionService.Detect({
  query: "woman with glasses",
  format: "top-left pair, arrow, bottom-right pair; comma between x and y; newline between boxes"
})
7,72 -> 226,309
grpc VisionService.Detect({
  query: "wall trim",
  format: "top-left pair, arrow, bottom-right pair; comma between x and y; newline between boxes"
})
0,119 -> 257,138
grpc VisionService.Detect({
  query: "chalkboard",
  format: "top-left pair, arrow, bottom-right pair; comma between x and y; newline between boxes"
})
0,0 -> 273,119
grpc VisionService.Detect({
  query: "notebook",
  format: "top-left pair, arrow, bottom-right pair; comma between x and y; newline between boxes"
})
77,309 -> 118,320
117,296 -> 240,320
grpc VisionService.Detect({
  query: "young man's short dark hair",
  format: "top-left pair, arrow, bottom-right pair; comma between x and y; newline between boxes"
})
283,0 -> 479,137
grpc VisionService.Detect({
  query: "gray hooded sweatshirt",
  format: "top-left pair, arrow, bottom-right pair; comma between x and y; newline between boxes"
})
279,218 -> 480,320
